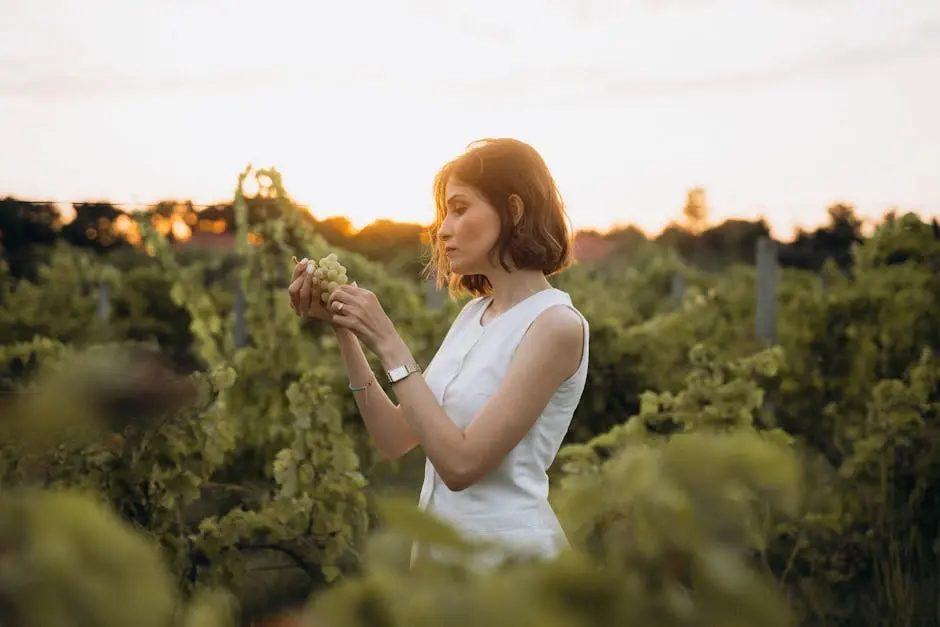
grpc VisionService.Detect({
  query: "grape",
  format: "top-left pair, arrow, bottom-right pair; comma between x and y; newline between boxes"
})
293,253 -> 351,306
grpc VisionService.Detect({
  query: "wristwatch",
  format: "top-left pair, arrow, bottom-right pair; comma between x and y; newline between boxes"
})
386,361 -> 421,384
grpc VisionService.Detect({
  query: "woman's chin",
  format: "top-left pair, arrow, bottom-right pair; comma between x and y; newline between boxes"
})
447,255 -> 487,276
451,263 -> 481,276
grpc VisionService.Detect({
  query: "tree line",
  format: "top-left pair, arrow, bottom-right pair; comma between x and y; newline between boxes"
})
5,190 -> 932,283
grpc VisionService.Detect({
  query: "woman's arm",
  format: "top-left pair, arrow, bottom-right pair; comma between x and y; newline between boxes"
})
373,305 -> 585,492
334,326 -> 419,460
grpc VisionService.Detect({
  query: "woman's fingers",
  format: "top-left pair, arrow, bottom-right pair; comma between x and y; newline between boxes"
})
330,311 -> 358,332
288,259 -> 313,314
288,276 -> 304,313
329,284 -> 360,306
329,291 -> 360,329
327,288 -> 346,311
305,277 -> 334,321
310,280 -> 332,317
298,275 -> 313,315
291,260 -> 308,283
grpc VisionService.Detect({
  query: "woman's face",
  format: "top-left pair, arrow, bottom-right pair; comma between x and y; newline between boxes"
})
438,177 -> 503,276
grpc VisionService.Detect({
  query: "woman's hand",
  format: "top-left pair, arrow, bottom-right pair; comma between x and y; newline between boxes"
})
328,285 -> 402,357
287,260 -> 334,323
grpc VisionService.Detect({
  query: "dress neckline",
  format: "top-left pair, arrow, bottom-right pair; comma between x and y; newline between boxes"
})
476,287 -> 557,329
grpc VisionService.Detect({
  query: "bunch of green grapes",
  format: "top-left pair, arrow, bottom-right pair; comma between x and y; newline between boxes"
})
293,253 -> 350,305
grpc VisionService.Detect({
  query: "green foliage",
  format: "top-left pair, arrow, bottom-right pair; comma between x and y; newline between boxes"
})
566,215 -> 940,627
305,427 -> 800,627
559,253 -> 765,440
0,168 -> 937,627
854,211 -> 940,270
0,243 -> 117,347
0,489 -> 181,627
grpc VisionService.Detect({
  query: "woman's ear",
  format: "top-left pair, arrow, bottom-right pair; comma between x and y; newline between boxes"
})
508,194 -> 524,227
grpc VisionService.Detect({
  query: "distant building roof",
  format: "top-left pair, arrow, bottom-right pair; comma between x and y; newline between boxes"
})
573,231 -> 616,262
172,231 -> 237,250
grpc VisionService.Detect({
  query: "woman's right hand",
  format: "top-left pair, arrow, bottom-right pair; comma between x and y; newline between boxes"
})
288,260 -> 334,323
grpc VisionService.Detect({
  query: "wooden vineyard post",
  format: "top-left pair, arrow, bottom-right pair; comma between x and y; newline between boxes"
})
755,236 -> 779,427
755,236 -> 778,344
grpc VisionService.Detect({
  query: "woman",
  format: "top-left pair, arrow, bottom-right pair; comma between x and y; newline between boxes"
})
288,138 -> 590,570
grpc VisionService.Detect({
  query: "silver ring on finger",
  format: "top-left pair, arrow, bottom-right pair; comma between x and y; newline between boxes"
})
336,301 -> 344,313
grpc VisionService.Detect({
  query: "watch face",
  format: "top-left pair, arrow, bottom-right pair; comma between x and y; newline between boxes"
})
387,363 -> 420,382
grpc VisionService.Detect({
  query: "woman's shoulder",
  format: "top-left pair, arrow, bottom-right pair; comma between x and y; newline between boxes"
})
536,288 -> 588,324
535,289 -> 589,335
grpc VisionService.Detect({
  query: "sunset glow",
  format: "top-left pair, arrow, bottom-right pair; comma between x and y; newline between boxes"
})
2,0 -> 938,238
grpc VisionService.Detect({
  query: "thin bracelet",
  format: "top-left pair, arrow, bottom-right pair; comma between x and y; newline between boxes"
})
349,374 -> 375,392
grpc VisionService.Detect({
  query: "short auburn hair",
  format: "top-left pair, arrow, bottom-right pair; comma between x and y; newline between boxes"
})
423,138 -> 574,297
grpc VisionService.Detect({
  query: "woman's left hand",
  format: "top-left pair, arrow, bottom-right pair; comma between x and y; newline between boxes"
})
328,284 -> 401,356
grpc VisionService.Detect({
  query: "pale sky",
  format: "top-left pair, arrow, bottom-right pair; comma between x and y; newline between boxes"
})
1,0 -> 938,236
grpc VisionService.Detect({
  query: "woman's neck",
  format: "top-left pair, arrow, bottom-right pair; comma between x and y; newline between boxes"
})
484,269 -> 552,316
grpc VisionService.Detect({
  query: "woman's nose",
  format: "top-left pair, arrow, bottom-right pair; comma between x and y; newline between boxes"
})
438,216 -> 453,240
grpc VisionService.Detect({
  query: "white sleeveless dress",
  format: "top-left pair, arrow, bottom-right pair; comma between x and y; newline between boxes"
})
411,287 -> 590,570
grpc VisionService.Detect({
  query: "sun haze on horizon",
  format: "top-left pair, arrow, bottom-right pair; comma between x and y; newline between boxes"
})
1,0 -> 938,239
